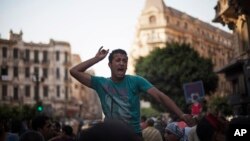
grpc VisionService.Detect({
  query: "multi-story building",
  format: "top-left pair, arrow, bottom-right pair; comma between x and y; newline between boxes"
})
0,30 -> 102,118
213,0 -> 250,115
129,0 -> 235,95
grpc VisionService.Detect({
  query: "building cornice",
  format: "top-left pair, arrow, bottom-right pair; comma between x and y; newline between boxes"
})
0,39 -> 17,45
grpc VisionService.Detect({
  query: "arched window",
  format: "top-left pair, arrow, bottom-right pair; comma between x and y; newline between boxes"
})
149,15 -> 156,24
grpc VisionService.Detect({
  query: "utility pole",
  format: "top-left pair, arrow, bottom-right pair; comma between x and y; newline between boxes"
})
33,72 -> 45,113
33,72 -> 40,102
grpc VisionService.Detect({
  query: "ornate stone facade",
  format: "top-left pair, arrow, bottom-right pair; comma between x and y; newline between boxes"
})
0,30 -> 102,118
129,0 -> 235,95
214,0 -> 250,115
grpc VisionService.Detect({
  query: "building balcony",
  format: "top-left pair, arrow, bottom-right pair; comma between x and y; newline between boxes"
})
23,59 -> 34,65
1,58 -> 8,65
42,60 -> 48,64
1,75 -> 11,81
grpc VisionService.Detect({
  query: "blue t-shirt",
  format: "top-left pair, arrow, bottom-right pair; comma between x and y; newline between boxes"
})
91,75 -> 153,133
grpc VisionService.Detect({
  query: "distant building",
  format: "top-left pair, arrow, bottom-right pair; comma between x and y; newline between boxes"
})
129,0 -> 235,95
0,30 -> 102,118
71,54 -> 102,119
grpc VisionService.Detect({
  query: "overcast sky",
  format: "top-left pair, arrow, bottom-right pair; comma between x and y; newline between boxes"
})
0,0 -> 230,77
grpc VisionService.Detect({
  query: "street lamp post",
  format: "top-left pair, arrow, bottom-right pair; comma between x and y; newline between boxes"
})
33,72 -> 46,113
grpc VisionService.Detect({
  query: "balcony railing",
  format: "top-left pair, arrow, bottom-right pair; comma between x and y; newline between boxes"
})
1,75 -> 10,81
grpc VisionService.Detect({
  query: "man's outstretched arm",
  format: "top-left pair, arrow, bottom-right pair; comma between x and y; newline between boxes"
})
147,87 -> 195,126
70,46 -> 109,88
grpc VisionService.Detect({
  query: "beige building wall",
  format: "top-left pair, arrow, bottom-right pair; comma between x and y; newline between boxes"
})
71,54 -> 102,119
0,30 -> 103,119
129,0 -> 235,95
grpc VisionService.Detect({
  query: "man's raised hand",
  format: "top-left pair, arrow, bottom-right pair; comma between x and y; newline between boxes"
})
95,46 -> 109,60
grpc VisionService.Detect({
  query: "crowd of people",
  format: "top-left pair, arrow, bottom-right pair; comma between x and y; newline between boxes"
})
140,112 -> 226,141
1,112 -> 249,141
0,115 -> 76,141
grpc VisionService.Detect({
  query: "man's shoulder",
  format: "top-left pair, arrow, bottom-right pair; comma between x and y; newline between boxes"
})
126,74 -> 142,79
91,76 -> 110,84
92,75 -> 109,80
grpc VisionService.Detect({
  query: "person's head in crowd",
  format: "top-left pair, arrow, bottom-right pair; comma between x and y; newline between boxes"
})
146,118 -> 155,127
31,115 -> 53,141
140,115 -> 147,130
196,113 -> 225,141
10,119 -> 22,135
52,121 -> 61,136
0,123 -> 6,141
78,119 -> 140,141
19,130 -> 45,141
165,122 -> 183,141
141,115 -> 147,122
62,125 -> 73,137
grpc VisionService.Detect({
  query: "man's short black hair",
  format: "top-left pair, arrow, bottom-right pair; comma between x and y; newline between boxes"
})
146,119 -> 155,127
108,49 -> 127,63
141,115 -> 147,122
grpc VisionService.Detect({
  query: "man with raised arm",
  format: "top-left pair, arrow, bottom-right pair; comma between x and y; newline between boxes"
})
70,47 -> 194,137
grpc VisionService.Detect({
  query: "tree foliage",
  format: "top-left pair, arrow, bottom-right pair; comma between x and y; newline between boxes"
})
135,43 -> 218,111
0,104 -> 36,121
141,107 -> 161,118
208,95 -> 233,116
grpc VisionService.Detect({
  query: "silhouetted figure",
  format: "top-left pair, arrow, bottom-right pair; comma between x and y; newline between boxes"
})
32,115 -> 53,141
164,122 -> 183,141
78,120 -> 141,141
196,113 -> 225,141
0,123 -> 6,141
143,118 -> 163,141
52,121 -> 61,137
49,125 -> 75,141
5,119 -> 22,141
140,115 -> 147,130
19,130 -> 45,141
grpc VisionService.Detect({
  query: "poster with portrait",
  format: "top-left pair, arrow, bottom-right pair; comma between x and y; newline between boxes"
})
183,80 -> 205,104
